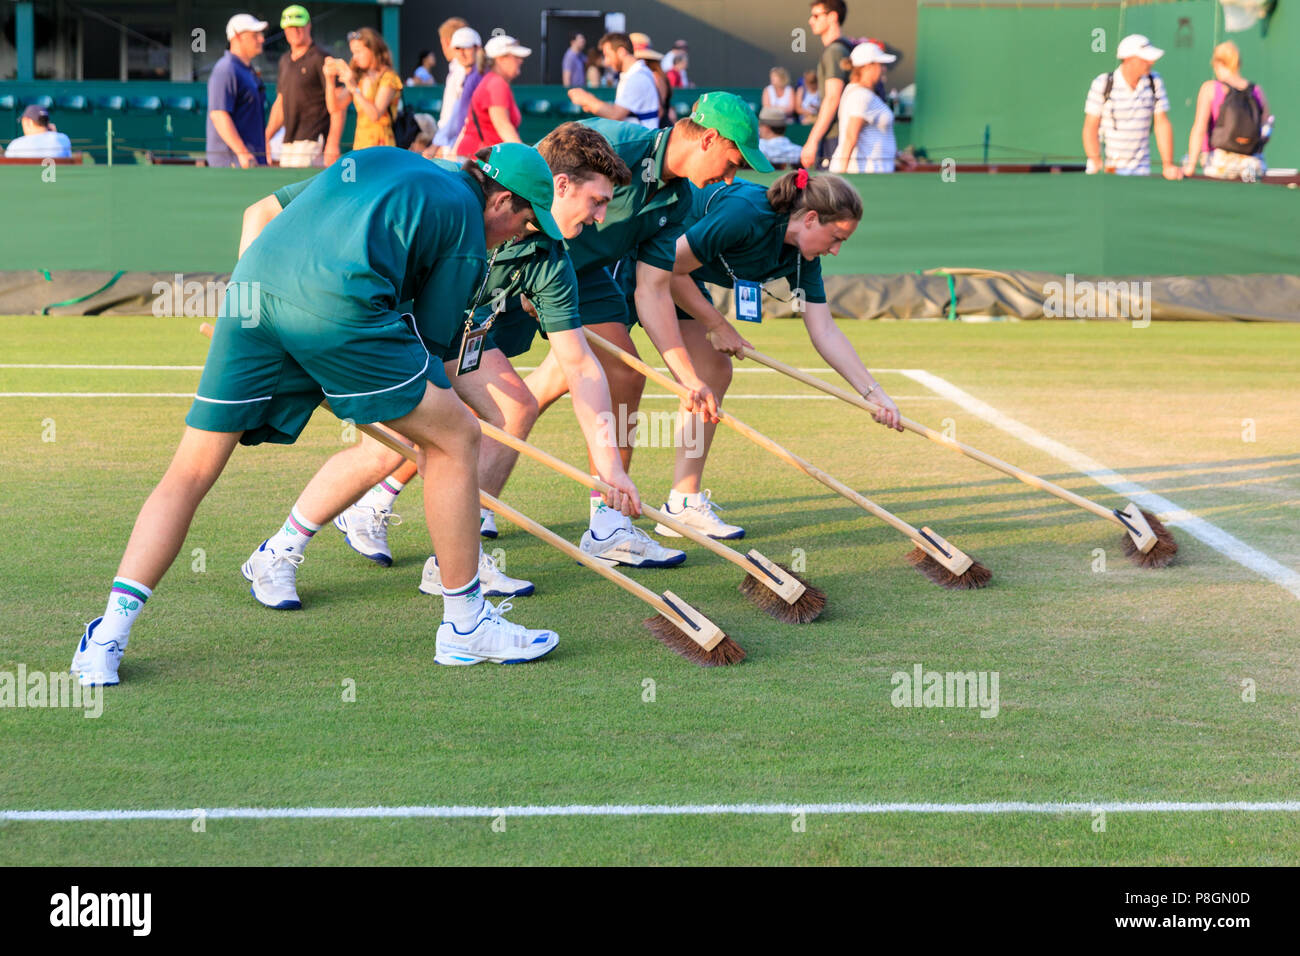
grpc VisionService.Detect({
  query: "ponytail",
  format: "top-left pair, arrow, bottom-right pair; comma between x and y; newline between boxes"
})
767,170 -> 862,223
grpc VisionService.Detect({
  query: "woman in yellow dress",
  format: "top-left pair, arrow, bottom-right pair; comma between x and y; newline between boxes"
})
326,27 -> 403,149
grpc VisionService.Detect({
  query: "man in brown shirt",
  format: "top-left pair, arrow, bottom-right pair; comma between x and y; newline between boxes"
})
265,5 -> 342,166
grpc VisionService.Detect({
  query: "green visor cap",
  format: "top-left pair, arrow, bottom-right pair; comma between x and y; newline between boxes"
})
475,143 -> 562,240
280,5 -> 310,28
689,92 -> 774,173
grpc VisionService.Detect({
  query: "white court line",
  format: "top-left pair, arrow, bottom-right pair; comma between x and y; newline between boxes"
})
900,369 -> 1300,601
5,800 -> 1300,823
0,363 -> 204,370
0,392 -> 196,398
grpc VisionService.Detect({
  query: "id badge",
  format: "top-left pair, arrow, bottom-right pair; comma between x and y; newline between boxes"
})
456,325 -> 489,376
734,279 -> 762,322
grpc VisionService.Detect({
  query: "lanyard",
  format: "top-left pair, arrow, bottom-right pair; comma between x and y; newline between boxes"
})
703,185 -> 804,303
461,246 -> 502,335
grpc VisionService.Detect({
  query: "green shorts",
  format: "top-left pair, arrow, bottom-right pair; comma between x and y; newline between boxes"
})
187,288 -> 451,445
575,264 -> 635,329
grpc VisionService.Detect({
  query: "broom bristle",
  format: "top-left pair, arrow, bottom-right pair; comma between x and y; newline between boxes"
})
738,562 -> 827,623
1121,510 -> 1178,568
905,547 -> 993,589
642,614 -> 746,666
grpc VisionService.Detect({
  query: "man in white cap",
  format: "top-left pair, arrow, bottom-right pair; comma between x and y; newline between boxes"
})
1083,33 -> 1183,179
207,13 -> 268,167
434,24 -> 482,155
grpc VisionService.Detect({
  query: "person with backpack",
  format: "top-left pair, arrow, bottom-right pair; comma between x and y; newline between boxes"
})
1082,34 -> 1183,179
1183,42 -> 1271,181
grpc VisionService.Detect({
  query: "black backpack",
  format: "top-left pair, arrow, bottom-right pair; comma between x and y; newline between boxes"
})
392,103 -> 421,150
1209,82 -> 1264,155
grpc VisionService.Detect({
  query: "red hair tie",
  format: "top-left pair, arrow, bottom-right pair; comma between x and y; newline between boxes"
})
795,168 -> 810,189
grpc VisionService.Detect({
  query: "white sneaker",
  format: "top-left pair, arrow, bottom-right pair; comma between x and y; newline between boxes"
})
242,540 -> 305,610
580,523 -> 686,568
435,600 -> 558,665
335,503 -> 402,567
654,490 -> 744,540
70,617 -> 123,687
419,549 -> 535,598
480,508 -> 498,539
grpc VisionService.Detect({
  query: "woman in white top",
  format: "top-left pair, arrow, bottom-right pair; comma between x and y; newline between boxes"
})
830,42 -> 897,174
762,67 -> 798,125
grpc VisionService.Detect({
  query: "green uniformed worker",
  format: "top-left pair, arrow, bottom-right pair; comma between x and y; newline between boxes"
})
521,93 -> 775,568
71,144 -> 575,684
239,126 -> 646,608
645,169 -> 905,543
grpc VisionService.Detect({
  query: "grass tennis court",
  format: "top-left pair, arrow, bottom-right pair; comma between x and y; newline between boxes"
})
2,315 -> 1298,865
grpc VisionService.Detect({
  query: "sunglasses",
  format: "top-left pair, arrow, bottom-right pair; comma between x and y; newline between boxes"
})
347,31 -> 361,41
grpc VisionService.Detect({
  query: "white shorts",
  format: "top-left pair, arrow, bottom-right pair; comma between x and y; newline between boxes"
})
279,137 -> 325,168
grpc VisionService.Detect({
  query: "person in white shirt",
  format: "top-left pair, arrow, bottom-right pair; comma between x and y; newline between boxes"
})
5,105 -> 72,159
757,107 -> 803,168
432,25 -> 482,155
829,42 -> 896,173
1083,33 -> 1183,179
567,32 -> 660,129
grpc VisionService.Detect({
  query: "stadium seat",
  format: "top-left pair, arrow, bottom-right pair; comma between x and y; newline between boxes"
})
56,94 -> 90,112
0,94 -> 15,111
127,95 -> 163,113
523,99 -> 552,117
672,100 -> 692,117
164,95 -> 197,112
21,94 -> 54,110
558,101 -> 583,117
95,95 -> 126,111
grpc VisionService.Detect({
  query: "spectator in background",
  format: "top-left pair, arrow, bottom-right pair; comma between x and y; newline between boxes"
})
408,49 -> 437,85
662,39 -> 689,86
1083,33 -> 1182,179
763,67 -> 798,125
1184,41 -> 1271,181
757,106 -> 802,169
432,26 -> 482,156
637,45 -> 673,127
5,105 -> 72,158
436,19 -> 469,130
206,13 -> 268,167
563,33 -> 587,88
829,41 -> 896,173
665,50 -> 688,89
568,32 -> 659,130
327,27 -> 402,150
802,0 -> 851,169
265,6 -> 341,169
585,48 -> 607,88
455,34 -> 530,155
797,70 -> 820,124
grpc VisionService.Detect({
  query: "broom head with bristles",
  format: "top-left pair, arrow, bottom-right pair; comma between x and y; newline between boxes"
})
643,614 -> 746,665
739,561 -> 827,623
1121,509 -> 1178,569
905,547 -> 994,589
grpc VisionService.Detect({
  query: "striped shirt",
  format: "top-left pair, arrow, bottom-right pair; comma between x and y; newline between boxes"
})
830,83 -> 896,173
1084,69 -> 1170,175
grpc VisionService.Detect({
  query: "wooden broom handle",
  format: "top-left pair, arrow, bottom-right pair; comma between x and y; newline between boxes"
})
352,418 -> 697,628
195,324 -> 697,631
582,329 -> 935,548
740,346 -> 1122,528
478,419 -> 758,576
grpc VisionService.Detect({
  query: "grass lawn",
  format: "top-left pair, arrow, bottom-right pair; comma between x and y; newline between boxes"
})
1,315 -> 1297,865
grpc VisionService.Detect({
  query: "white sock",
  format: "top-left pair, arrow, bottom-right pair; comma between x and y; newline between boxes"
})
267,506 -> 321,555
362,476 -> 405,511
668,489 -> 703,511
442,575 -> 485,631
98,577 -> 153,642
589,498 -> 629,538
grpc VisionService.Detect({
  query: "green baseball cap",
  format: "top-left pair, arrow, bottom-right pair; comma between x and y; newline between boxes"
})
475,143 -> 562,240
689,92 -> 774,173
280,5 -> 310,28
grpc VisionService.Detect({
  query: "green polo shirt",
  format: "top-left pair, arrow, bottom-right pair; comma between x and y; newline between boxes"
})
683,181 -> 827,303
250,147 -> 486,348
561,118 -> 691,276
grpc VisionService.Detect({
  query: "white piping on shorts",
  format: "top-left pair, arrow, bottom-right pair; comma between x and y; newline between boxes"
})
322,351 -> 430,400
192,393 -> 274,405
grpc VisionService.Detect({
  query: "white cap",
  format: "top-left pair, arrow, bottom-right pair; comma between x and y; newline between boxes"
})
226,13 -> 268,40
1116,34 -> 1163,61
484,34 -> 531,59
849,42 -> 896,67
450,26 -> 482,49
